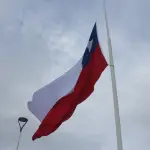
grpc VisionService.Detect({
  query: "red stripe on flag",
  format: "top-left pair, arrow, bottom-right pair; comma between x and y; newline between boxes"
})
32,45 -> 108,140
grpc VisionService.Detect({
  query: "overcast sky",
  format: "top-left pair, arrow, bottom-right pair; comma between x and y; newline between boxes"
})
0,0 -> 150,150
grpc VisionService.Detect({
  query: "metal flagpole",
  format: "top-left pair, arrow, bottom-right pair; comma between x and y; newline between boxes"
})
16,117 -> 28,150
102,0 -> 123,150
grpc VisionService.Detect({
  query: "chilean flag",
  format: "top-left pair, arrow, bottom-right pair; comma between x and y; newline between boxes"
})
28,23 -> 108,140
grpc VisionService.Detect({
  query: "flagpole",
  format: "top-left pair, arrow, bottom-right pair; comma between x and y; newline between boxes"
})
102,0 -> 123,150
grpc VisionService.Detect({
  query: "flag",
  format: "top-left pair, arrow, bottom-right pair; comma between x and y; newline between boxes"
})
28,23 -> 108,140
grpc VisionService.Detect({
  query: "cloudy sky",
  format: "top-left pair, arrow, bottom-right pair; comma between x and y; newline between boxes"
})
0,0 -> 150,150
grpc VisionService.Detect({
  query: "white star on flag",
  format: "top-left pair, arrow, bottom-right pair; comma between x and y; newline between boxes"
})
87,39 -> 93,52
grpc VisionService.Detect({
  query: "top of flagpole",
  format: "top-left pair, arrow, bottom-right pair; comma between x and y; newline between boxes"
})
102,0 -> 124,150
103,0 -> 114,66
